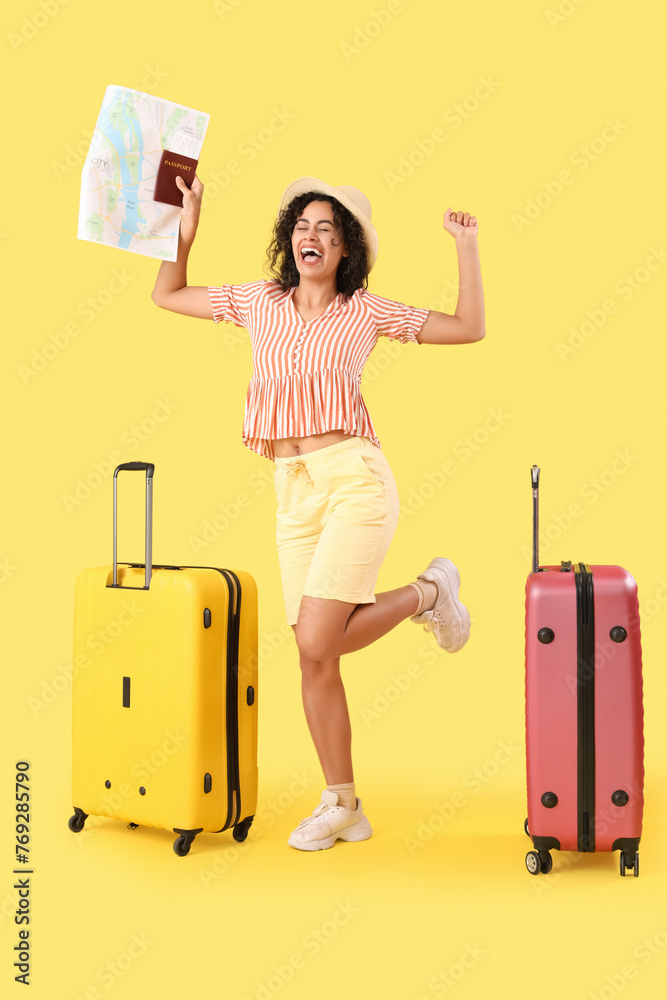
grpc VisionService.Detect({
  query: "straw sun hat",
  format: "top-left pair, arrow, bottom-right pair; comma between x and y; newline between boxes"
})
278,175 -> 378,273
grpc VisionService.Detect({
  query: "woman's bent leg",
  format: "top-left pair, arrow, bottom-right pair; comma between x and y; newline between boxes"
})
296,584 -> 422,661
340,585 -> 422,654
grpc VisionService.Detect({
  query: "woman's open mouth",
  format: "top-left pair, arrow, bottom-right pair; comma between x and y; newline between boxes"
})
299,246 -> 323,266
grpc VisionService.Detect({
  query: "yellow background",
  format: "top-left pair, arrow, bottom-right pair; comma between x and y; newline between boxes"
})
3,0 -> 666,996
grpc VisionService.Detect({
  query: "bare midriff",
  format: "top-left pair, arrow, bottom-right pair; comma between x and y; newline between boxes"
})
271,430 -> 358,458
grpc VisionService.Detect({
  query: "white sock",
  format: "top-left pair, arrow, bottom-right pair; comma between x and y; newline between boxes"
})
326,782 -> 357,810
408,578 -> 438,615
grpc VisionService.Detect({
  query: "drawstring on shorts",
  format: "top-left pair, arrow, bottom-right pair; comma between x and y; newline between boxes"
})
284,458 -> 314,484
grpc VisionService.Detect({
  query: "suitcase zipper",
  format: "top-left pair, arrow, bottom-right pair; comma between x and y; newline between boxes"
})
575,562 -> 596,852
219,569 -> 242,830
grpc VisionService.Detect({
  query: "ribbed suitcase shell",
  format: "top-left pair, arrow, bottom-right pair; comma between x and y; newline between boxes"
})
525,564 -> 643,858
71,561 -> 258,849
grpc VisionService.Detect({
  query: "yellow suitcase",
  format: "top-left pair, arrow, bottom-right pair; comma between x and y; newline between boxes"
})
68,462 -> 258,856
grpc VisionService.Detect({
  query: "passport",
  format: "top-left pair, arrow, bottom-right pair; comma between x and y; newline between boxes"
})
153,149 -> 199,207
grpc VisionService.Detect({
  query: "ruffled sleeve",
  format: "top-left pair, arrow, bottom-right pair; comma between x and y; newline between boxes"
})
358,288 -> 430,344
207,280 -> 267,327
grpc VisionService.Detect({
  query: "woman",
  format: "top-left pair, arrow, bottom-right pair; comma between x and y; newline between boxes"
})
151,173 -> 485,852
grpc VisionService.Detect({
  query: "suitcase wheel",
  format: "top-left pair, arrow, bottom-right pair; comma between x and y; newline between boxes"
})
620,851 -> 639,877
525,851 -> 540,875
232,816 -> 254,843
525,850 -> 552,875
68,808 -> 88,833
173,834 -> 195,857
539,851 -> 553,874
524,818 -> 530,838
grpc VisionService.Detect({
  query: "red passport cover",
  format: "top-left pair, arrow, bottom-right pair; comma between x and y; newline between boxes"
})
153,149 -> 198,207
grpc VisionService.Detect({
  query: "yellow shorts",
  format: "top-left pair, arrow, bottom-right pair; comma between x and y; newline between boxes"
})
273,434 -> 401,626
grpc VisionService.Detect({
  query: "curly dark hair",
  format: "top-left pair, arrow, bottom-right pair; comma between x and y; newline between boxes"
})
264,191 -> 370,297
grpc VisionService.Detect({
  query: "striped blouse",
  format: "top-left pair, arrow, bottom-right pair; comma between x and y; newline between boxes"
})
207,278 -> 430,462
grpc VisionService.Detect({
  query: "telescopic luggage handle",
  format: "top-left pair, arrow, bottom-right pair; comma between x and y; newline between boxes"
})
112,462 -> 155,589
531,465 -> 540,575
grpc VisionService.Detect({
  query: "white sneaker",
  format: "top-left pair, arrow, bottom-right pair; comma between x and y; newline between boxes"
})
410,557 -> 471,652
287,789 -> 373,851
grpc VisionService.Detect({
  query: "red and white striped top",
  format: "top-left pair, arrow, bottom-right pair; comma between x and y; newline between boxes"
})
208,278 -> 429,462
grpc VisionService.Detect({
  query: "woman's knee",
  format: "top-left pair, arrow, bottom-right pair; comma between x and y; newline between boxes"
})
291,623 -> 317,660
293,596 -> 355,660
296,631 -> 340,663
292,620 -> 325,661
298,650 -> 341,677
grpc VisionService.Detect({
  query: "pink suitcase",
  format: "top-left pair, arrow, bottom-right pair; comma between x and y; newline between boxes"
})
524,466 -> 644,876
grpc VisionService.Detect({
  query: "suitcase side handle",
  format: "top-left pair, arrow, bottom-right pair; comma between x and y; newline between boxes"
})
531,465 -> 540,575
112,462 -> 154,589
